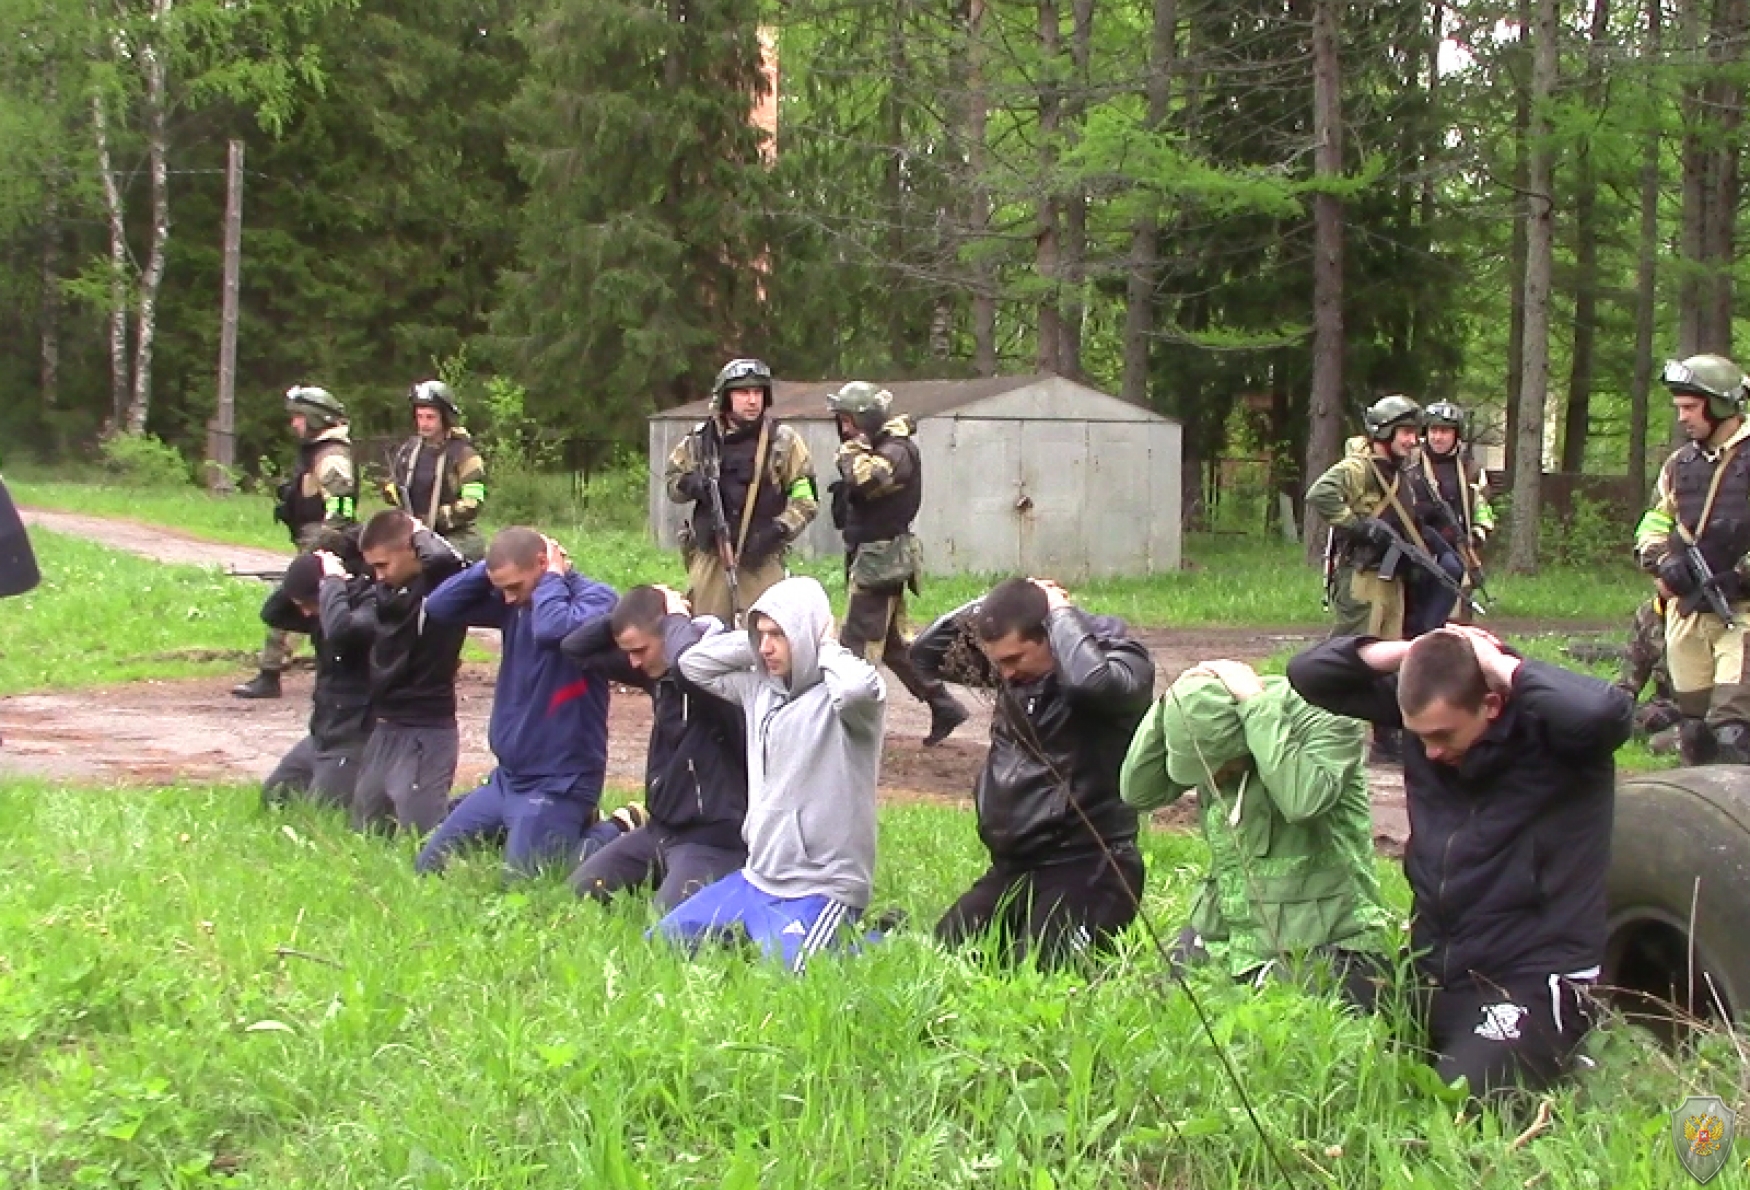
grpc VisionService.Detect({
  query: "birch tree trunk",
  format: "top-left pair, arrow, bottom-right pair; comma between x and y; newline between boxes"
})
92,85 -> 130,429
125,0 -> 173,438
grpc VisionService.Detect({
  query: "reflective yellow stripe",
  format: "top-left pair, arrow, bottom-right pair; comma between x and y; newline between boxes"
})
788,476 -> 817,501
328,495 -> 355,520
459,482 -> 486,502
1636,508 -> 1673,540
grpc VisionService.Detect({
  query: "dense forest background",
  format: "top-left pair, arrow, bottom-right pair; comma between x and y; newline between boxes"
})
1,0 -> 1745,565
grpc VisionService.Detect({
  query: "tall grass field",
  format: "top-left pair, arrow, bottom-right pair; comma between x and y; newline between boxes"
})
0,783 -> 1740,1188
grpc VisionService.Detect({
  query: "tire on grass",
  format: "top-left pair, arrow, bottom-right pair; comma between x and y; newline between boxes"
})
1603,766 -> 1750,1045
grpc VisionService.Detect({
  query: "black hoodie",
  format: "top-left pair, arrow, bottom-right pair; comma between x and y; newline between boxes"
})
262,575 -> 377,749
367,529 -> 468,728
562,612 -> 749,851
1287,637 -> 1634,987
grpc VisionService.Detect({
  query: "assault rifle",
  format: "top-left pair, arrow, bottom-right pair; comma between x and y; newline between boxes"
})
1677,540 -> 1739,628
1375,525 -> 1487,620
227,567 -> 287,583
698,433 -> 742,626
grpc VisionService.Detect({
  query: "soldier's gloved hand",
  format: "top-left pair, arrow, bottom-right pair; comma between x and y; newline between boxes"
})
1354,517 -> 1397,549
828,480 -> 849,531
1657,553 -> 1698,598
1421,503 -> 1456,534
675,470 -> 711,502
741,520 -> 787,567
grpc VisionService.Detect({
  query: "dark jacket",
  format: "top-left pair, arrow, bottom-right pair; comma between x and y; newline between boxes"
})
912,603 -> 1155,866
1287,637 -> 1634,988
561,612 -> 749,850
367,529 -> 469,728
425,564 -> 617,793
262,575 -> 377,749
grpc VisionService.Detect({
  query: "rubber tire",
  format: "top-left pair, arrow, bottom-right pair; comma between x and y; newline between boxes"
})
1605,766 -> 1750,1042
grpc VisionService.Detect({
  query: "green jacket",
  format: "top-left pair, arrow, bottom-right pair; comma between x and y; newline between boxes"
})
1120,674 -> 1389,977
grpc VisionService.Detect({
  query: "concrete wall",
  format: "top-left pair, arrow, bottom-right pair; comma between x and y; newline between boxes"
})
648,378 -> 1183,580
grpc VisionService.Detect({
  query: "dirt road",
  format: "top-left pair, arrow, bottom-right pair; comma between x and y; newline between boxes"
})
3,506 -> 1433,847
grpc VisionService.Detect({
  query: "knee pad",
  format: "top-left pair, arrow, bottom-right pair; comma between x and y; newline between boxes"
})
1711,720 -> 1750,764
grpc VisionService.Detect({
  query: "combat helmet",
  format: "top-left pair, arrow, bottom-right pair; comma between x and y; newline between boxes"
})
1662,354 -> 1749,422
711,358 -> 773,412
285,385 -> 346,435
827,380 -> 895,437
408,379 -> 461,427
1362,394 -> 1422,442
1422,400 -> 1465,431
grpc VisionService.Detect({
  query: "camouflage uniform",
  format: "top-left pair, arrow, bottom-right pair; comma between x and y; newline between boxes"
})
665,416 -> 816,625
261,424 -> 358,673
1615,596 -> 1681,741
1633,353 -> 1750,762
1306,427 -> 1446,640
389,429 -> 487,562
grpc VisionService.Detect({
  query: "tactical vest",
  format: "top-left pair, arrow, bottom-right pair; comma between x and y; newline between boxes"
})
395,435 -> 475,524
287,438 -> 356,531
1421,451 -> 1475,533
690,418 -> 789,551
845,435 -> 923,548
1670,441 -> 1750,549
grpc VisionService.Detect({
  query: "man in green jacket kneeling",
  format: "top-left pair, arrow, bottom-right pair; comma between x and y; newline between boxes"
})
1121,659 -> 1392,1003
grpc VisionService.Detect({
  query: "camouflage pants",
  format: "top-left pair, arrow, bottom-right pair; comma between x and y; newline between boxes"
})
841,583 -> 934,703
1665,603 -> 1750,724
259,627 -> 301,674
1328,565 -> 1404,640
684,551 -> 786,627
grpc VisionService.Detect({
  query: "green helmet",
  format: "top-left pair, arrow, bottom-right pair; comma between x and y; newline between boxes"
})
409,379 -> 461,425
711,358 -> 773,412
827,380 -> 894,436
1422,400 -> 1465,431
1662,354 -> 1748,421
1363,394 -> 1422,441
286,385 -> 346,434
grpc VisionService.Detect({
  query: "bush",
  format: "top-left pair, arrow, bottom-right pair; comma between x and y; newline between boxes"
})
1538,491 -> 1625,569
97,433 -> 192,488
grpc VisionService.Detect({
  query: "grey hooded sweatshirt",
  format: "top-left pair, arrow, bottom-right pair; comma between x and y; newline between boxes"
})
677,576 -> 886,908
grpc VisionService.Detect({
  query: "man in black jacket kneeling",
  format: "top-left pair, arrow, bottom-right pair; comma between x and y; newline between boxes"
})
260,550 -> 376,809
562,585 -> 750,911
1288,626 -> 1633,1101
912,577 -> 1155,968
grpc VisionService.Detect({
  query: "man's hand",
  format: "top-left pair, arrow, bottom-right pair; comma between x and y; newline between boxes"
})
1442,624 -> 1521,692
541,535 -> 570,575
654,583 -> 690,617
1657,552 -> 1697,598
1031,578 -> 1072,612
314,549 -> 348,580
1187,658 -> 1265,703
675,469 -> 711,502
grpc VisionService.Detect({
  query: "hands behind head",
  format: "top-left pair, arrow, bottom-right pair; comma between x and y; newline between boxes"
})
1436,624 -> 1519,692
541,535 -> 571,576
314,550 -> 348,580
1184,658 -> 1264,703
653,583 -> 691,617
1030,578 -> 1072,612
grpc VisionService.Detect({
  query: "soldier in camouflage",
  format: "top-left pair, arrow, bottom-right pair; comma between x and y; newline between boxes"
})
234,386 -> 359,700
664,359 -> 818,624
1417,400 -> 1496,623
1633,353 -> 1750,763
1615,594 -> 1681,752
386,380 -> 488,563
827,381 -> 967,747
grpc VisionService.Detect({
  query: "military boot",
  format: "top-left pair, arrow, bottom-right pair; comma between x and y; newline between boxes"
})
232,670 -> 282,700
923,685 -> 969,747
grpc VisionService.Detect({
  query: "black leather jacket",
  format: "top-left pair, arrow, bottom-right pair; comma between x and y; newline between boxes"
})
912,603 -> 1155,866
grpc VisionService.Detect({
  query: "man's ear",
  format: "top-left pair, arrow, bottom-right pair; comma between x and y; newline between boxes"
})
1482,690 -> 1505,722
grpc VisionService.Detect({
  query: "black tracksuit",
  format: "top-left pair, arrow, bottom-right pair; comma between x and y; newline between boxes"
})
561,613 -> 749,908
259,574 -> 377,806
1287,636 -> 1634,1098
912,604 -> 1155,966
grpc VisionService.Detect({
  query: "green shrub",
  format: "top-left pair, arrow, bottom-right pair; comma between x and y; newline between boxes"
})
1538,491 -> 1626,569
97,433 -> 192,489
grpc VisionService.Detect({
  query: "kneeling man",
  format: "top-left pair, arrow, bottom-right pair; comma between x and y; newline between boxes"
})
656,576 -> 885,972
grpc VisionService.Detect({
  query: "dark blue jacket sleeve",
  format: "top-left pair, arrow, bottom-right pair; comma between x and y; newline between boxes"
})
531,572 -> 618,651
423,560 -> 504,629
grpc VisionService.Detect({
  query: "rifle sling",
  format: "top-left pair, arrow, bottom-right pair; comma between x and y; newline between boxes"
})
1364,458 -> 1431,555
734,419 -> 771,558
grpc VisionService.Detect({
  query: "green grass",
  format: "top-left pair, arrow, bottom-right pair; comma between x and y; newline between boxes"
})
12,475 -> 1647,630
0,531 -> 267,695
0,781 -> 1739,1189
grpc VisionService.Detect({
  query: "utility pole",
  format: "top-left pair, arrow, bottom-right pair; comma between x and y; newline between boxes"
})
212,137 -> 243,493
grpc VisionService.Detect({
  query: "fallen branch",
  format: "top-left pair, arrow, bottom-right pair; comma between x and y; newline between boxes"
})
1509,1099 -> 1554,1151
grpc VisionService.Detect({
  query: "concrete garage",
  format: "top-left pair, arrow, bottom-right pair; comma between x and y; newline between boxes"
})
648,374 -> 1182,581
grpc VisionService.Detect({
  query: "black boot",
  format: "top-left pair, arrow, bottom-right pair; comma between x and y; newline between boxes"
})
232,670 -> 282,700
923,686 -> 969,747
1713,721 -> 1750,765
1679,717 -> 1718,766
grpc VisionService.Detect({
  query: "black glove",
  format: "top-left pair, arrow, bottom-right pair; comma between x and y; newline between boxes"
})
1353,516 -> 1397,549
1657,552 -> 1698,598
828,480 -> 849,531
675,470 -> 711,503
272,480 -> 294,528
740,520 -> 787,567
1420,502 -> 1456,535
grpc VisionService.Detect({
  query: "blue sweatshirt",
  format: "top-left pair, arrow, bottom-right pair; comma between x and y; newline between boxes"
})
425,563 -> 618,794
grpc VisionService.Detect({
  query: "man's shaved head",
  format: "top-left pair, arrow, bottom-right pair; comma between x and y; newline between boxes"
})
485,527 -> 546,571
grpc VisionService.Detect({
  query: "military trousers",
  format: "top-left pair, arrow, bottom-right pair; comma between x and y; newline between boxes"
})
684,550 -> 786,627
1665,602 -> 1750,725
1328,565 -> 1405,640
